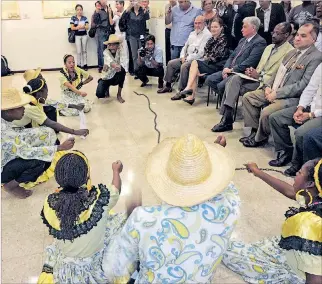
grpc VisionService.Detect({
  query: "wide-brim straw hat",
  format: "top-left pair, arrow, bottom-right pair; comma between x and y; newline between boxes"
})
104,34 -> 122,45
2,88 -> 33,110
146,134 -> 235,207
23,67 -> 41,82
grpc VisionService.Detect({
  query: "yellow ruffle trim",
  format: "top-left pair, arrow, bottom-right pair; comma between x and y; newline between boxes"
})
37,272 -> 54,284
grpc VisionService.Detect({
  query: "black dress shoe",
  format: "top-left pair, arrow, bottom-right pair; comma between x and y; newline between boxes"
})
239,131 -> 256,143
134,76 -> 139,80
157,86 -> 172,94
171,92 -> 185,100
243,137 -> 268,148
284,164 -> 301,177
180,89 -> 193,96
269,151 -> 292,167
140,79 -> 149,87
211,121 -> 233,132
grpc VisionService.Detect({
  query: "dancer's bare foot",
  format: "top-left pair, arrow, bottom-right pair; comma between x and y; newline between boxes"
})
2,183 -> 33,199
117,96 -> 125,104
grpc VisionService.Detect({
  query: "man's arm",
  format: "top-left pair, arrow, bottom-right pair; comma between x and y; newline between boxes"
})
165,7 -> 173,25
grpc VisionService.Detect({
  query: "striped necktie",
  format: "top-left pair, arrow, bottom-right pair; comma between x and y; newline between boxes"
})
279,50 -> 302,88
230,40 -> 247,67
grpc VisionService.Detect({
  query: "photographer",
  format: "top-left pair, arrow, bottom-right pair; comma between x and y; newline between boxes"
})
137,34 -> 164,88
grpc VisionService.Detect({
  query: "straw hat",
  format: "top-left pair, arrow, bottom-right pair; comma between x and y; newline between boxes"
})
146,134 -> 235,207
104,34 -> 122,45
2,88 -> 33,110
23,67 -> 41,82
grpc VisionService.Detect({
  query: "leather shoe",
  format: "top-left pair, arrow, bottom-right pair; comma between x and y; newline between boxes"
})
157,86 -> 172,94
284,164 -> 301,177
211,121 -> 233,132
171,92 -> 185,100
239,130 -> 256,143
268,151 -> 292,167
180,89 -> 193,96
140,79 -> 149,87
243,137 -> 268,148
183,98 -> 195,105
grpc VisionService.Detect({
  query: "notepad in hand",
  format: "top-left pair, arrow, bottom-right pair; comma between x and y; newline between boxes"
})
231,72 -> 259,82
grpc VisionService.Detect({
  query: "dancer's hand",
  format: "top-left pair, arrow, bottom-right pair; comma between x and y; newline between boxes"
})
244,163 -> 260,176
214,135 -> 227,147
58,138 -> 75,151
74,129 -> 89,137
80,91 -> 87,97
112,160 -> 123,173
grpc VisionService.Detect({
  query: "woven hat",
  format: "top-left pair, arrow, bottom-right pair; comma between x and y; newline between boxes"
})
2,88 -> 33,110
104,34 -> 122,45
146,134 -> 235,207
23,68 -> 41,82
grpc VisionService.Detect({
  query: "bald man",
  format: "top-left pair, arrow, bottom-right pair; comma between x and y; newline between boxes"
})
158,15 -> 211,97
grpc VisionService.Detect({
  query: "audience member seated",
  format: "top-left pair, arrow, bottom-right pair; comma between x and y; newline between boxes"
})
158,15 -> 211,95
96,35 -> 127,104
212,22 -> 293,132
205,17 -> 266,100
304,127 -> 322,163
175,18 -> 230,105
256,0 -> 286,45
1,88 -> 75,199
104,134 -> 240,283
315,1 -> 322,52
202,0 -> 217,29
59,55 -> 94,116
165,0 -> 202,60
230,0 -> 256,49
288,0 -> 316,26
241,23 -> 322,148
268,63 -> 321,175
137,34 -> 164,88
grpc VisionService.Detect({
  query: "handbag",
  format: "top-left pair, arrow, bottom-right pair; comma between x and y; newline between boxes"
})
88,27 -> 96,38
68,28 -> 75,43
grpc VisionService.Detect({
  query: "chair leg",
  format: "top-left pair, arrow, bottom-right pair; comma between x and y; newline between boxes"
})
207,86 -> 211,106
234,95 -> 240,121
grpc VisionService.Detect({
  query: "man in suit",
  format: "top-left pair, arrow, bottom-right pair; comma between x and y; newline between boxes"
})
241,23 -> 322,148
205,16 -> 266,103
212,22 -> 293,132
256,0 -> 286,44
231,0 -> 256,49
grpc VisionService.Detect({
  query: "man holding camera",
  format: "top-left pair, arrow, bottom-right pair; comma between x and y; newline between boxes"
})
137,34 -> 164,88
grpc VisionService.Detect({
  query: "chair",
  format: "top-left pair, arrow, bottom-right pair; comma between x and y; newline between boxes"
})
206,86 -> 222,109
171,71 -> 180,89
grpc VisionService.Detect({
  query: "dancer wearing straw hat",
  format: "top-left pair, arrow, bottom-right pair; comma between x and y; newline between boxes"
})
1,88 -> 75,199
103,134 -> 240,283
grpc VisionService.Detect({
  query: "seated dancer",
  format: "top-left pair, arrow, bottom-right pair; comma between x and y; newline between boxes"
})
241,23 -> 322,148
1,88 -> 75,199
60,54 -> 93,116
211,22 -> 293,132
38,152 -> 137,283
157,15 -> 211,97
96,34 -> 128,103
12,78 -> 89,138
175,17 -> 230,105
205,17 -> 267,98
223,158 -> 322,284
269,62 -> 322,174
104,134 -> 240,283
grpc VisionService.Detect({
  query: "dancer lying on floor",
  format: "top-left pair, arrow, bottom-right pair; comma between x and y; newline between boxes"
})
223,158 -> 322,284
38,152 -> 141,283
104,134 -> 240,283
60,54 -> 93,116
13,78 -> 89,138
1,88 -> 75,199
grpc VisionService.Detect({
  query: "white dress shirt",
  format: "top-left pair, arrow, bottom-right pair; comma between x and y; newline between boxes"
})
262,4 -> 272,32
298,63 -> 322,117
180,27 -> 212,62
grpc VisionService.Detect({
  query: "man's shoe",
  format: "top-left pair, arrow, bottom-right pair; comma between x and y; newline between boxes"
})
239,130 -> 256,143
140,79 -> 149,87
284,164 -> 301,177
157,86 -> 172,94
171,92 -> 185,100
268,151 -> 292,167
243,137 -> 268,148
180,89 -> 193,96
134,76 -> 139,80
211,121 -> 233,132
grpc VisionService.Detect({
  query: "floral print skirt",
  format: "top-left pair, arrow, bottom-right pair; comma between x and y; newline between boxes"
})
60,90 -> 93,117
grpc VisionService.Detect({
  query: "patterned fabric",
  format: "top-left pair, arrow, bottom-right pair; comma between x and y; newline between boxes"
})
104,183 -> 240,283
222,237 -> 305,284
102,48 -> 128,80
203,33 -> 230,64
1,118 -> 57,170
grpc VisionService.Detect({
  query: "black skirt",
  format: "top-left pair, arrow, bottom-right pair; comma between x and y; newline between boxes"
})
197,60 -> 221,75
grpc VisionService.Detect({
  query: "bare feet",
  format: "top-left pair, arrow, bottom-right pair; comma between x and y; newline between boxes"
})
2,184 -> 33,199
117,96 -> 125,104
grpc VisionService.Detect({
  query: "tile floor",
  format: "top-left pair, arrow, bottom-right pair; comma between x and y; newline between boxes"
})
1,70 -> 296,283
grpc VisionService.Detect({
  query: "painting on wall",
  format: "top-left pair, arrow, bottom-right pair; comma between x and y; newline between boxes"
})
42,0 -> 76,19
2,1 -> 21,20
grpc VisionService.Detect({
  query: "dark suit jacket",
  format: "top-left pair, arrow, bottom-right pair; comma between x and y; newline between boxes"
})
224,34 -> 267,73
256,3 -> 286,44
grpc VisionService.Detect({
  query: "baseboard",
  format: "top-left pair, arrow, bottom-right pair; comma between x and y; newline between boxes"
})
12,65 -> 99,74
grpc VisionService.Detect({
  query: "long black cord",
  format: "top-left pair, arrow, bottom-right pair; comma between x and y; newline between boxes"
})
134,91 -> 286,176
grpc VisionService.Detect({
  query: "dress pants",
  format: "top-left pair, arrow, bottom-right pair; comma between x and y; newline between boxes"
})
137,64 -> 164,85
269,106 -> 322,166
304,127 -> 322,162
164,59 -> 191,88
242,89 -> 299,142
205,71 -> 231,95
171,46 -> 183,60
128,36 -> 141,72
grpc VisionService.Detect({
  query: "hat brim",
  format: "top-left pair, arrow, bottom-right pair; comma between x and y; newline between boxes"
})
146,138 -> 235,207
1,94 -> 33,111
23,67 -> 42,82
103,40 -> 122,45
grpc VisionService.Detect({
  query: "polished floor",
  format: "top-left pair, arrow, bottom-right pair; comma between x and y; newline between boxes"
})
1,70 -> 296,283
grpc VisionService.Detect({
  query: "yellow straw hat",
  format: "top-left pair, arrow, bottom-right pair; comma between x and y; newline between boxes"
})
1,88 -> 33,110
104,34 -> 122,45
23,67 -> 41,82
146,134 -> 235,207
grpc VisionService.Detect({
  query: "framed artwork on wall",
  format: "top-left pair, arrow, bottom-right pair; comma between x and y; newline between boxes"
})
2,1 -> 21,20
42,0 -> 76,19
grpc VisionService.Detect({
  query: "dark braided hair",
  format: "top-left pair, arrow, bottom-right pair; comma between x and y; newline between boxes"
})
53,153 -> 90,241
23,78 -> 48,99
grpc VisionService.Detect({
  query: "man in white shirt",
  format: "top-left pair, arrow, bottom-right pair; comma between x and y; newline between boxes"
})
269,63 -> 322,176
157,15 -> 211,96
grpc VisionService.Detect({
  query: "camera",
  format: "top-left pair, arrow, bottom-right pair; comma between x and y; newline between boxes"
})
139,35 -> 147,58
